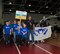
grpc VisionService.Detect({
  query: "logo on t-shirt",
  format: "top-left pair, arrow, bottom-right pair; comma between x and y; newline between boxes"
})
6,27 -> 10,29
34,28 -> 48,36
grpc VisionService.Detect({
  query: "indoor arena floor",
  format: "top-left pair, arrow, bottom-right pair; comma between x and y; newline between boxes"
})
0,39 -> 60,54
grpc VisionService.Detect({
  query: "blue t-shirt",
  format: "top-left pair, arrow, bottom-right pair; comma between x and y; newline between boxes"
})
12,24 -> 20,35
12,24 -> 18,31
3,25 -> 11,35
17,24 -> 22,35
20,27 -> 28,37
12,24 -> 22,35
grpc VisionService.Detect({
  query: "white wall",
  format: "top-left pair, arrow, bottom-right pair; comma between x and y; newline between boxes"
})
0,0 -> 2,18
29,13 -> 50,22
3,12 -> 15,22
3,12 -> 60,26
0,0 -> 3,24
47,18 -> 60,27
3,12 -> 51,23
29,13 -> 60,27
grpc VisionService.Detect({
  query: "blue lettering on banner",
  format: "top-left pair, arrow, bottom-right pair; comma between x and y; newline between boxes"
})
34,28 -> 48,36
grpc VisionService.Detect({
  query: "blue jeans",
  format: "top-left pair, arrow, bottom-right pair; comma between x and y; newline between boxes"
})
13,32 -> 17,42
28,29 -> 34,42
4,34 -> 10,45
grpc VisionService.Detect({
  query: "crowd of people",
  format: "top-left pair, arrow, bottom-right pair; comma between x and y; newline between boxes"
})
2,15 -> 58,47
3,16 -> 35,47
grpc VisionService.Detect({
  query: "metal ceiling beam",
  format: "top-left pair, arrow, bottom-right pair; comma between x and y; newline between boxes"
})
48,1 -> 59,11
34,0 -> 42,10
51,8 -> 59,13
24,0 -> 27,4
37,0 -> 52,10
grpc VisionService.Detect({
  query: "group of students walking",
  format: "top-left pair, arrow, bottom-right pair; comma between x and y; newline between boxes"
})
3,16 -> 35,47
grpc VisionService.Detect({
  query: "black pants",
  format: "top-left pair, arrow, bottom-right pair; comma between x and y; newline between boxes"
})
16,35 -> 22,45
22,36 -> 28,46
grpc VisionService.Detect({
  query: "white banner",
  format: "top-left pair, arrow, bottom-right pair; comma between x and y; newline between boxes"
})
30,26 -> 52,41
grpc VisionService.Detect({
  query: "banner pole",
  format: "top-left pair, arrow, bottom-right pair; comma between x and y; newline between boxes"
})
20,16 -> 21,23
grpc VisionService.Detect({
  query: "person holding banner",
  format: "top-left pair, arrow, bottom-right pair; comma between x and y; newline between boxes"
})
26,16 -> 35,45
12,20 -> 18,43
16,20 -> 22,46
17,20 -> 22,33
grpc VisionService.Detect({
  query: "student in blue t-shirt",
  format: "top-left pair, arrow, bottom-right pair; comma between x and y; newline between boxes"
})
20,22 -> 29,46
3,21 -> 11,45
16,20 -> 22,46
12,20 -> 18,42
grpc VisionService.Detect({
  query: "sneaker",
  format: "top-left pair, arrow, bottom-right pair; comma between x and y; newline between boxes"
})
28,42 -> 30,44
41,40 -> 45,43
18,45 -> 21,48
32,42 -> 35,45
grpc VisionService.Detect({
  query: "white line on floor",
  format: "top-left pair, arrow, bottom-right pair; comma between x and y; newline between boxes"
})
14,43 -> 21,54
34,44 -> 52,54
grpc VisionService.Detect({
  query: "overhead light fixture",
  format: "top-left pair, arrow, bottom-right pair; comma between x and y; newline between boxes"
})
46,6 -> 48,8
9,9 -> 12,11
51,12 -> 52,14
29,4 -> 31,7
38,12 -> 40,13
9,2 -> 12,4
